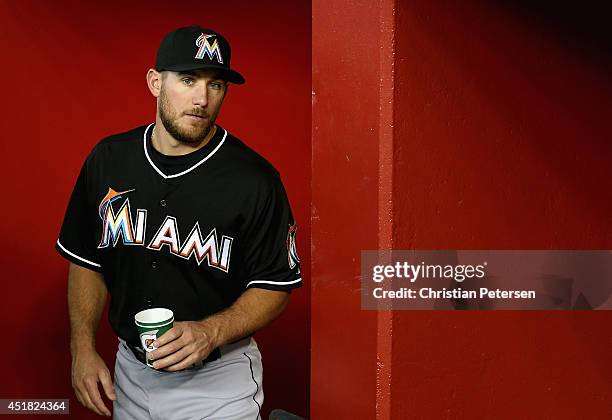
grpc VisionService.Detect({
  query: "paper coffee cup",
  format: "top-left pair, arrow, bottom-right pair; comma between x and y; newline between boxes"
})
134,308 -> 174,368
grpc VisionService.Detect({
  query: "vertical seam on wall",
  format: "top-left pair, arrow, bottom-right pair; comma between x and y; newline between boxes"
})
376,0 -> 396,419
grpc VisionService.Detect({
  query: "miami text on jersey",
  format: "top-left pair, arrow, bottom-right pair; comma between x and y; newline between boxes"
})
97,188 -> 233,272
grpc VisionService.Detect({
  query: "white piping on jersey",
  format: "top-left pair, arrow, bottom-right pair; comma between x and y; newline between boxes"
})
246,277 -> 302,288
143,123 -> 228,179
56,239 -> 102,268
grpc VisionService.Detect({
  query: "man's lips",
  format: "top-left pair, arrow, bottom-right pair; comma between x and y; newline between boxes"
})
185,113 -> 208,119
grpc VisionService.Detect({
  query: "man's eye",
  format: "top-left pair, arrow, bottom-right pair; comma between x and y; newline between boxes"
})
182,78 -> 194,86
209,82 -> 223,90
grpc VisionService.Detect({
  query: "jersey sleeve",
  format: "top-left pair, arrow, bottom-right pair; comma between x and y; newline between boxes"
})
242,174 -> 302,291
55,159 -> 103,272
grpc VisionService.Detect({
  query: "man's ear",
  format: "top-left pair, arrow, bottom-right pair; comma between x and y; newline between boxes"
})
146,69 -> 162,97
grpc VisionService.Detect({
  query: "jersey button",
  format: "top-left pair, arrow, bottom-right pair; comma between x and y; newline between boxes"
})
151,260 -> 158,269
159,199 -> 167,207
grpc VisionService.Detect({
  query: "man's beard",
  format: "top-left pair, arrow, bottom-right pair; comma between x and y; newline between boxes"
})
158,88 -> 215,144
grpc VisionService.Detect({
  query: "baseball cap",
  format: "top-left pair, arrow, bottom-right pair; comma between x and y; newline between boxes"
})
155,26 -> 245,84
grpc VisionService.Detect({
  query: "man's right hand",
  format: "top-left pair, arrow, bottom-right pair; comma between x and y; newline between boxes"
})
71,347 -> 116,417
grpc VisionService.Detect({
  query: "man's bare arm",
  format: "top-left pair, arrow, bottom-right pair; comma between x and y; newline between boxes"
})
68,263 -> 116,417
150,288 -> 290,371
203,288 -> 290,346
68,263 -> 107,353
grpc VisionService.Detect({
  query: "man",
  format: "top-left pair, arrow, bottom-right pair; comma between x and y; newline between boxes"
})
56,26 -> 301,419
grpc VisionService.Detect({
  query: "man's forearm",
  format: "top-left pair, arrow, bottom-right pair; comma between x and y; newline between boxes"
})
201,288 -> 290,347
67,263 -> 108,355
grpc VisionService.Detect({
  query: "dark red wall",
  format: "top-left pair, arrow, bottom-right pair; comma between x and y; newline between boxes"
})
391,1 -> 611,418
0,1 -> 310,419
312,0 -> 611,418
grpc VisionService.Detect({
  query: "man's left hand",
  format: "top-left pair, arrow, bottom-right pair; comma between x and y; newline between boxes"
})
148,321 -> 219,371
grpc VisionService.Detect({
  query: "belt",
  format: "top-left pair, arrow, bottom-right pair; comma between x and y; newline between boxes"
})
126,342 -> 221,369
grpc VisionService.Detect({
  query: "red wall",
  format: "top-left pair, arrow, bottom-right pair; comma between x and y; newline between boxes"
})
311,0 -> 382,418
0,1 -> 310,419
391,1 -> 611,418
312,0 -> 611,418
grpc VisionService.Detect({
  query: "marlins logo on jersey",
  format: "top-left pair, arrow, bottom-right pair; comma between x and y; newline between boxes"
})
97,187 -> 234,272
287,222 -> 300,269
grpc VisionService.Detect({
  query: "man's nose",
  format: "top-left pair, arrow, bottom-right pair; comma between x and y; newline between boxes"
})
192,86 -> 208,107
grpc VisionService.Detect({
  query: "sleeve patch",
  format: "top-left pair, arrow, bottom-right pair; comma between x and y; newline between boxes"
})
287,222 -> 300,269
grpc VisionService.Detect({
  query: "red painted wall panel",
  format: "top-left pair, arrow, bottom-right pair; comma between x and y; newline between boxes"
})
311,0 -> 383,418
0,1 -> 310,418
313,0 -> 611,419
392,1 -> 612,419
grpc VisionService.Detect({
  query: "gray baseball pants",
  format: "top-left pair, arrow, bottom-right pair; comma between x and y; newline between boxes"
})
112,337 -> 264,419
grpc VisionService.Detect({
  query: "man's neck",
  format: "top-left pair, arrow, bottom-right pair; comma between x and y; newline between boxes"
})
152,121 -> 217,156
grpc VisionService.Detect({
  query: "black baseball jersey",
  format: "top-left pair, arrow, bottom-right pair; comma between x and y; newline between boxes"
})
56,123 -> 301,347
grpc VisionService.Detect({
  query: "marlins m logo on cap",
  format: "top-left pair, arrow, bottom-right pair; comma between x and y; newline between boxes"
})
195,33 -> 223,63
155,26 -> 245,84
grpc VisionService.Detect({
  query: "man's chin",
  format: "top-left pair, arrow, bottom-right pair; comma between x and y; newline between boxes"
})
175,126 -> 213,144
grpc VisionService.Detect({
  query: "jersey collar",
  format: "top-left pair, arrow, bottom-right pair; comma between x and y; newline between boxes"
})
143,123 -> 227,179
